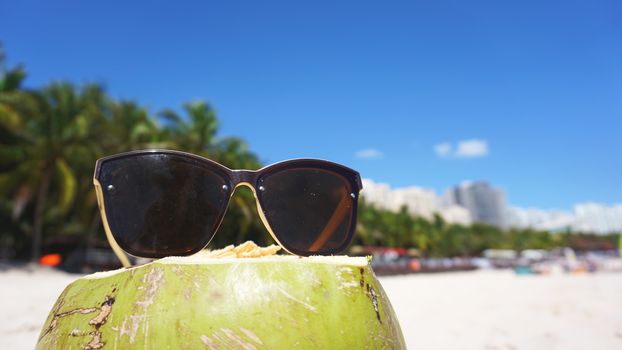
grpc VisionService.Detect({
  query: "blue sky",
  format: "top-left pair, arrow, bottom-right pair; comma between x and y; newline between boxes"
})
1,0 -> 621,209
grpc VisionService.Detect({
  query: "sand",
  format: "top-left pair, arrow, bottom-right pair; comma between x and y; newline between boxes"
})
1,266 -> 621,349
0,266 -> 80,349
381,270 -> 622,350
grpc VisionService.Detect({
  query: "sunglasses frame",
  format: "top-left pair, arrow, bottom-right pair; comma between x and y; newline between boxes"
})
93,149 -> 363,267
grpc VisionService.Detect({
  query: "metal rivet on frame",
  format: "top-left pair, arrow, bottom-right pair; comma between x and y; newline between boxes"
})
107,185 -> 116,194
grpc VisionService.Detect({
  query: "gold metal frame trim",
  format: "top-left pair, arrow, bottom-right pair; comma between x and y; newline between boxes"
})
93,179 -> 132,267
233,182 -> 296,256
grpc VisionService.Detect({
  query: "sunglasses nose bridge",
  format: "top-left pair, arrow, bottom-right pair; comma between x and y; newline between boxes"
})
230,169 -> 258,188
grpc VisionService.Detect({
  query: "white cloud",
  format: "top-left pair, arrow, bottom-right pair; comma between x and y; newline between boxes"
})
456,139 -> 488,158
434,142 -> 452,158
434,139 -> 489,158
355,148 -> 383,159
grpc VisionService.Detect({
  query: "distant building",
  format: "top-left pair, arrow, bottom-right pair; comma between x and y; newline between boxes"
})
361,179 -> 472,225
447,181 -> 507,228
438,205 -> 472,226
506,203 -> 622,234
361,178 -> 622,234
573,203 -> 622,234
506,207 -> 574,232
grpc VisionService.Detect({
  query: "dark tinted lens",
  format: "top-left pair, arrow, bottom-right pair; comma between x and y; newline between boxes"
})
258,167 -> 355,255
98,153 -> 229,258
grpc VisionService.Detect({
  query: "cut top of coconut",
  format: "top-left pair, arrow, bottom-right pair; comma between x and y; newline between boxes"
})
159,254 -> 369,266
83,241 -> 369,279
195,241 -> 282,258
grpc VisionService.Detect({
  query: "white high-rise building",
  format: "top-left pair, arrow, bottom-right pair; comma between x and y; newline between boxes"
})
447,181 -> 507,228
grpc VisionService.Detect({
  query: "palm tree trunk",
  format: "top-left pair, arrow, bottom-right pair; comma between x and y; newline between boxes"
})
32,164 -> 52,262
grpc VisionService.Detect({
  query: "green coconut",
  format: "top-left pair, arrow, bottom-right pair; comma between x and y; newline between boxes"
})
36,244 -> 405,349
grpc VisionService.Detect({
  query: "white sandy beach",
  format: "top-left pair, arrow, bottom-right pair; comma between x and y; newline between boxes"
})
1,267 -> 621,349
381,270 -> 622,350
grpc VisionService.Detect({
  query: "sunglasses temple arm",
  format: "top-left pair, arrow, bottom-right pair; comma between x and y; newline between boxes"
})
105,227 -> 132,268
308,194 -> 351,252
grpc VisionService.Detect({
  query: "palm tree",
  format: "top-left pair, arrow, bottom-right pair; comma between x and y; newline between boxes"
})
158,101 -> 219,154
0,78 -> 109,261
0,51 -> 30,258
103,101 -> 161,152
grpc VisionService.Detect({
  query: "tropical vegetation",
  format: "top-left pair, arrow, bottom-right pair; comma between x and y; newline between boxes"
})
355,201 -> 618,257
0,52 -> 267,261
0,52 -> 617,263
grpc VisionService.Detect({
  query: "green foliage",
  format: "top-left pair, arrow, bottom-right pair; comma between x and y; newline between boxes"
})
355,200 -> 619,257
0,52 -> 616,261
0,55 -> 262,260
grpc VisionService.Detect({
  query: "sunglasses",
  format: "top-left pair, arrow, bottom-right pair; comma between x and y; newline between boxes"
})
93,149 -> 362,266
